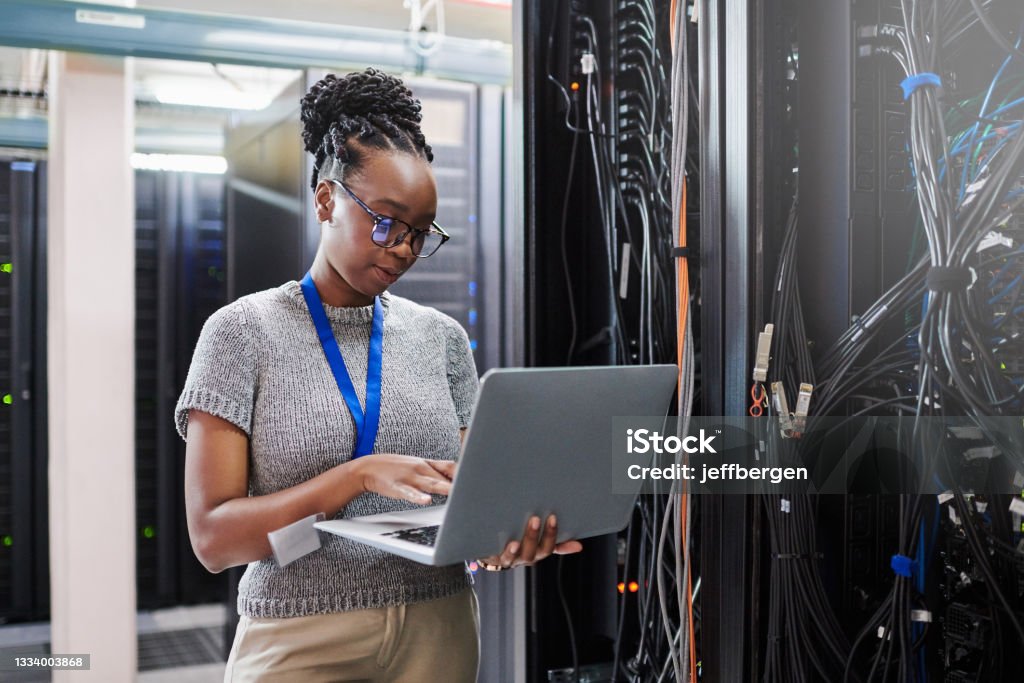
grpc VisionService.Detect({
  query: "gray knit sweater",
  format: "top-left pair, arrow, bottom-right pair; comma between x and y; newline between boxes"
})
174,280 -> 478,618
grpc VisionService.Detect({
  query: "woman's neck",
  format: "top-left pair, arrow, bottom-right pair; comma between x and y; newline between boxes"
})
308,254 -> 373,308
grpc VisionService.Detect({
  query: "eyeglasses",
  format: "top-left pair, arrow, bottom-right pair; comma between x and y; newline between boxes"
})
328,179 -> 450,258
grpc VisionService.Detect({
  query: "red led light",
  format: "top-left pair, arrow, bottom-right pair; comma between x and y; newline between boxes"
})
628,581 -> 639,593
570,82 -> 580,91
617,582 -> 625,594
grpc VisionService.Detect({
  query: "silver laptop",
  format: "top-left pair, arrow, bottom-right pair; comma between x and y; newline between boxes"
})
314,364 -> 678,566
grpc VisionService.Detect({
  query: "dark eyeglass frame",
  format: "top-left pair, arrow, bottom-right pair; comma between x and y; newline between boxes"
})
328,179 -> 450,258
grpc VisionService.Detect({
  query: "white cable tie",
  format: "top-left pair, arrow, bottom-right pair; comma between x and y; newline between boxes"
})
948,506 -> 961,526
1013,471 -> 1024,489
937,491 -> 954,505
976,230 -> 1014,252
780,498 -> 791,513
910,609 -> 932,623
961,177 -> 988,208
975,500 -> 988,514
1009,498 -> 1024,516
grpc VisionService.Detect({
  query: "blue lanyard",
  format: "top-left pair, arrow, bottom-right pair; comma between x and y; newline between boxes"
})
299,272 -> 384,459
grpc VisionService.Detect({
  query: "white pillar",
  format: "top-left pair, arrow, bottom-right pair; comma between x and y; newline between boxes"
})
47,50 -> 137,682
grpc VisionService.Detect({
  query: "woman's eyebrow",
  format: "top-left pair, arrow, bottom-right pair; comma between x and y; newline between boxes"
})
374,197 -> 409,213
373,196 -> 435,225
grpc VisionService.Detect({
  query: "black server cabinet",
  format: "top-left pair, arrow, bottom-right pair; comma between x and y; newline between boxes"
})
379,79 -> 486,360
135,169 -> 227,609
224,77 -> 311,305
0,158 -> 49,624
0,162 -> 229,622
520,0 -> 682,679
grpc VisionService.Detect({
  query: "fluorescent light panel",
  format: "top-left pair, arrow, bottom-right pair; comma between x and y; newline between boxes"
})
152,83 -> 273,110
130,153 -> 227,175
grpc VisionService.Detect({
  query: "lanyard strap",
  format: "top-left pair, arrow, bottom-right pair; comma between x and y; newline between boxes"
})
300,272 -> 384,458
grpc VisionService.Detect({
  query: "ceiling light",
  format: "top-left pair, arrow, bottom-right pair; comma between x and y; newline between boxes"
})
131,153 -> 227,175
152,83 -> 273,111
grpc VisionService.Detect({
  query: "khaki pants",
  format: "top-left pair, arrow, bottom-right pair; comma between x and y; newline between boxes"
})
224,587 -> 480,682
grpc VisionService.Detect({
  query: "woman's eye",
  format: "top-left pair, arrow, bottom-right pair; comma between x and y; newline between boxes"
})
372,218 -> 394,242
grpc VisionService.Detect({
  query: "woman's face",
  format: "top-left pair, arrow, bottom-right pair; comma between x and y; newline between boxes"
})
314,151 -> 437,304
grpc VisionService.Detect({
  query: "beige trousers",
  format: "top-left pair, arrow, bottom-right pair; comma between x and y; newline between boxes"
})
224,587 -> 480,682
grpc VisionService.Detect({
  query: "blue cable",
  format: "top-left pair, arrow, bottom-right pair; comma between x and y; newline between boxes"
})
957,17 -> 1024,202
987,273 -> 1023,305
938,122 -> 1022,183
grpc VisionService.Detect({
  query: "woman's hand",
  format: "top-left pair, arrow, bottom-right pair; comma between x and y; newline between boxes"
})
351,454 -> 456,505
477,514 -> 584,571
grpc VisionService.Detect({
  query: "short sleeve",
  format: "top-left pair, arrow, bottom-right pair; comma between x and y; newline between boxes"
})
444,320 -> 480,428
174,303 -> 259,440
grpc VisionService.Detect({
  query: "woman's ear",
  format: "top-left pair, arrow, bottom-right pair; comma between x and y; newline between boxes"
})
314,180 -> 335,223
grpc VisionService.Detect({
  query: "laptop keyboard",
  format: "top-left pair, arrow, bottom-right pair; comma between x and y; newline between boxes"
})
382,525 -> 439,547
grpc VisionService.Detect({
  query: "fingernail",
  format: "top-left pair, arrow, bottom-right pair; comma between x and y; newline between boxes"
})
509,541 -> 520,554
530,517 -> 541,530
548,515 -> 557,527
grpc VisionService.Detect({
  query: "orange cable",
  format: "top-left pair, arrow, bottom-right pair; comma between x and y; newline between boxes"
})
672,4 -> 693,666
670,0 -> 678,53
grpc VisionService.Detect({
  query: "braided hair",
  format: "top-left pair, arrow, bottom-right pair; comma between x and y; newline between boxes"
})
300,68 -> 434,190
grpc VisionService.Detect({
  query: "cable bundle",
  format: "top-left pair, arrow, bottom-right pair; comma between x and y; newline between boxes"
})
758,1 -> 1024,680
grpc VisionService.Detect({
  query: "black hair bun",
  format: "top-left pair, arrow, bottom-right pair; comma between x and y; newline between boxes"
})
300,68 -> 432,188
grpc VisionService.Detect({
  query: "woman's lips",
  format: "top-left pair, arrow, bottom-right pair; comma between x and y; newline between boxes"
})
374,265 -> 400,285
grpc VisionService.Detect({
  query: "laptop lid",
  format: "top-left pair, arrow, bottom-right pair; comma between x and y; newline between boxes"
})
430,364 -> 678,565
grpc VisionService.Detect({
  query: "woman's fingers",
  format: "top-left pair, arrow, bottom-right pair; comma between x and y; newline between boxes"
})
477,524 -> 583,570
389,483 -> 433,505
534,515 -> 559,560
516,516 -> 544,563
498,539 -> 521,567
553,540 -> 584,555
424,459 -> 457,480
413,474 -> 452,496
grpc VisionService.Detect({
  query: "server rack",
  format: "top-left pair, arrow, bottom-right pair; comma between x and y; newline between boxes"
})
135,169 -> 228,609
0,157 -> 49,623
520,0 -> 690,679
0,161 -> 229,622
692,0 -> 1024,680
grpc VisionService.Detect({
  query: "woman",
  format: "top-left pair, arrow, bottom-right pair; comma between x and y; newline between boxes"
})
175,68 -> 582,682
